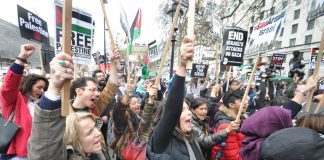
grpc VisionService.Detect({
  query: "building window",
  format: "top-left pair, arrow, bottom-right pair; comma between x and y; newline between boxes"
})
305,35 -> 312,44
260,11 -> 264,20
295,0 -> 301,5
282,1 -> 288,9
280,28 -> 284,37
307,19 -> 315,30
270,7 -> 275,16
294,9 -> 300,19
289,38 -> 296,46
277,41 -> 282,48
292,24 -> 298,34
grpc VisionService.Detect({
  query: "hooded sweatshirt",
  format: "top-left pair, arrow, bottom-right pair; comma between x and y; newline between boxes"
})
239,107 -> 292,160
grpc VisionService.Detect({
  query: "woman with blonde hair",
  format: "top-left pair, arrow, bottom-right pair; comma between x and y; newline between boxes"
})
28,53 -> 110,160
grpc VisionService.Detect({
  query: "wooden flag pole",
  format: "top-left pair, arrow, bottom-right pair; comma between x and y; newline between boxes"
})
126,39 -> 131,96
155,4 -> 181,86
226,66 -> 232,92
100,0 -> 120,68
215,42 -> 219,83
61,0 -> 73,116
186,0 -> 195,69
235,54 -> 260,122
37,44 -> 45,74
305,30 -> 324,112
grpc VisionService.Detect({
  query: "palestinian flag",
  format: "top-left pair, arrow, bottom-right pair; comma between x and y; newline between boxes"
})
128,8 -> 142,54
55,5 -> 94,37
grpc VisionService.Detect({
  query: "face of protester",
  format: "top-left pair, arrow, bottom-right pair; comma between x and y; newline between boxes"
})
30,80 -> 46,100
230,81 -> 241,91
95,72 -> 106,86
129,97 -> 141,115
76,81 -> 100,108
192,103 -> 208,121
180,101 -> 193,133
78,117 -> 102,154
229,98 -> 249,114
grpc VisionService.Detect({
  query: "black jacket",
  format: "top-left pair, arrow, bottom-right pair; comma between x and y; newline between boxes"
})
192,114 -> 227,159
261,127 -> 324,160
147,131 -> 204,160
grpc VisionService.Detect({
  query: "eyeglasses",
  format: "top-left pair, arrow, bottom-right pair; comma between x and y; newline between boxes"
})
80,87 -> 99,93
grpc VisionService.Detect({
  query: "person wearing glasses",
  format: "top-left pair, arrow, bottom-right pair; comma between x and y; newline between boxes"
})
68,47 -> 120,116
28,47 -> 120,159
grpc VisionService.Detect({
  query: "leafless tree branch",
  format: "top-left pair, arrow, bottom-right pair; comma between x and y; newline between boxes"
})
221,0 -> 243,20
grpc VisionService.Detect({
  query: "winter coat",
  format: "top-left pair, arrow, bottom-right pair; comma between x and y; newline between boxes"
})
239,107 -> 292,160
212,106 -> 244,160
28,97 -> 110,160
192,114 -> 228,159
261,127 -> 324,160
147,130 -> 204,160
148,75 -> 204,160
0,66 -> 31,157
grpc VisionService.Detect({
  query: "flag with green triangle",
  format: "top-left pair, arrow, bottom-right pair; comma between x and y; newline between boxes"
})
128,8 -> 142,54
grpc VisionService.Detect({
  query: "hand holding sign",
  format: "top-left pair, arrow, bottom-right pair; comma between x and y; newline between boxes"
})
180,36 -> 195,67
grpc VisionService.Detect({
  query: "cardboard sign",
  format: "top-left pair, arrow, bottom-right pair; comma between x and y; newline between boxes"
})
55,1 -> 95,65
17,5 -> 50,46
222,27 -> 248,66
148,40 -> 161,63
270,53 -> 285,70
191,63 -> 208,78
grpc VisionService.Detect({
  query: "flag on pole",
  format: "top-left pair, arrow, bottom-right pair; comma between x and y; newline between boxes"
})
128,8 -> 142,54
120,4 -> 130,43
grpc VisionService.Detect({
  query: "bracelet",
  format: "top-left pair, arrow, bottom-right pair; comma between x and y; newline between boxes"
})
16,57 -> 27,63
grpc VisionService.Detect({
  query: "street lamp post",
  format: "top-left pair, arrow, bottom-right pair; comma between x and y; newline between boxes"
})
167,2 -> 183,79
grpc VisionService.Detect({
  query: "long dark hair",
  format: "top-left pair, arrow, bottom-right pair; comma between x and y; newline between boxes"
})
19,74 -> 49,96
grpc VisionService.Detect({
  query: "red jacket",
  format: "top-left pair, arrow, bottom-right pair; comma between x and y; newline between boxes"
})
212,123 -> 244,160
212,106 -> 244,160
1,69 -> 31,157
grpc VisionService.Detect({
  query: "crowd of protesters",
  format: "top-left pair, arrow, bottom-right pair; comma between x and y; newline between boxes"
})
1,36 -> 324,160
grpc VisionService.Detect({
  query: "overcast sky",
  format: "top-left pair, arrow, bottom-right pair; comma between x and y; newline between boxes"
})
0,0 -> 163,54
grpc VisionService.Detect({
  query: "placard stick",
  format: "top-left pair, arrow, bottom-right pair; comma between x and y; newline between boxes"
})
186,0 -> 195,69
215,42 -> 219,83
155,4 -> 181,86
235,54 -> 260,122
305,30 -> 324,112
61,0 -> 72,116
314,97 -> 324,113
226,66 -> 232,91
126,39 -> 131,96
37,44 -> 45,74
100,0 -> 120,68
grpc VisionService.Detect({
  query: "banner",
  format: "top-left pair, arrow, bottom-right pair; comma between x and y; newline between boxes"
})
191,63 -> 208,78
269,53 -> 285,70
148,40 -> 160,63
222,27 -> 248,66
307,0 -> 324,21
246,8 -> 287,54
17,5 -> 50,46
309,48 -> 324,70
55,1 -> 95,65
